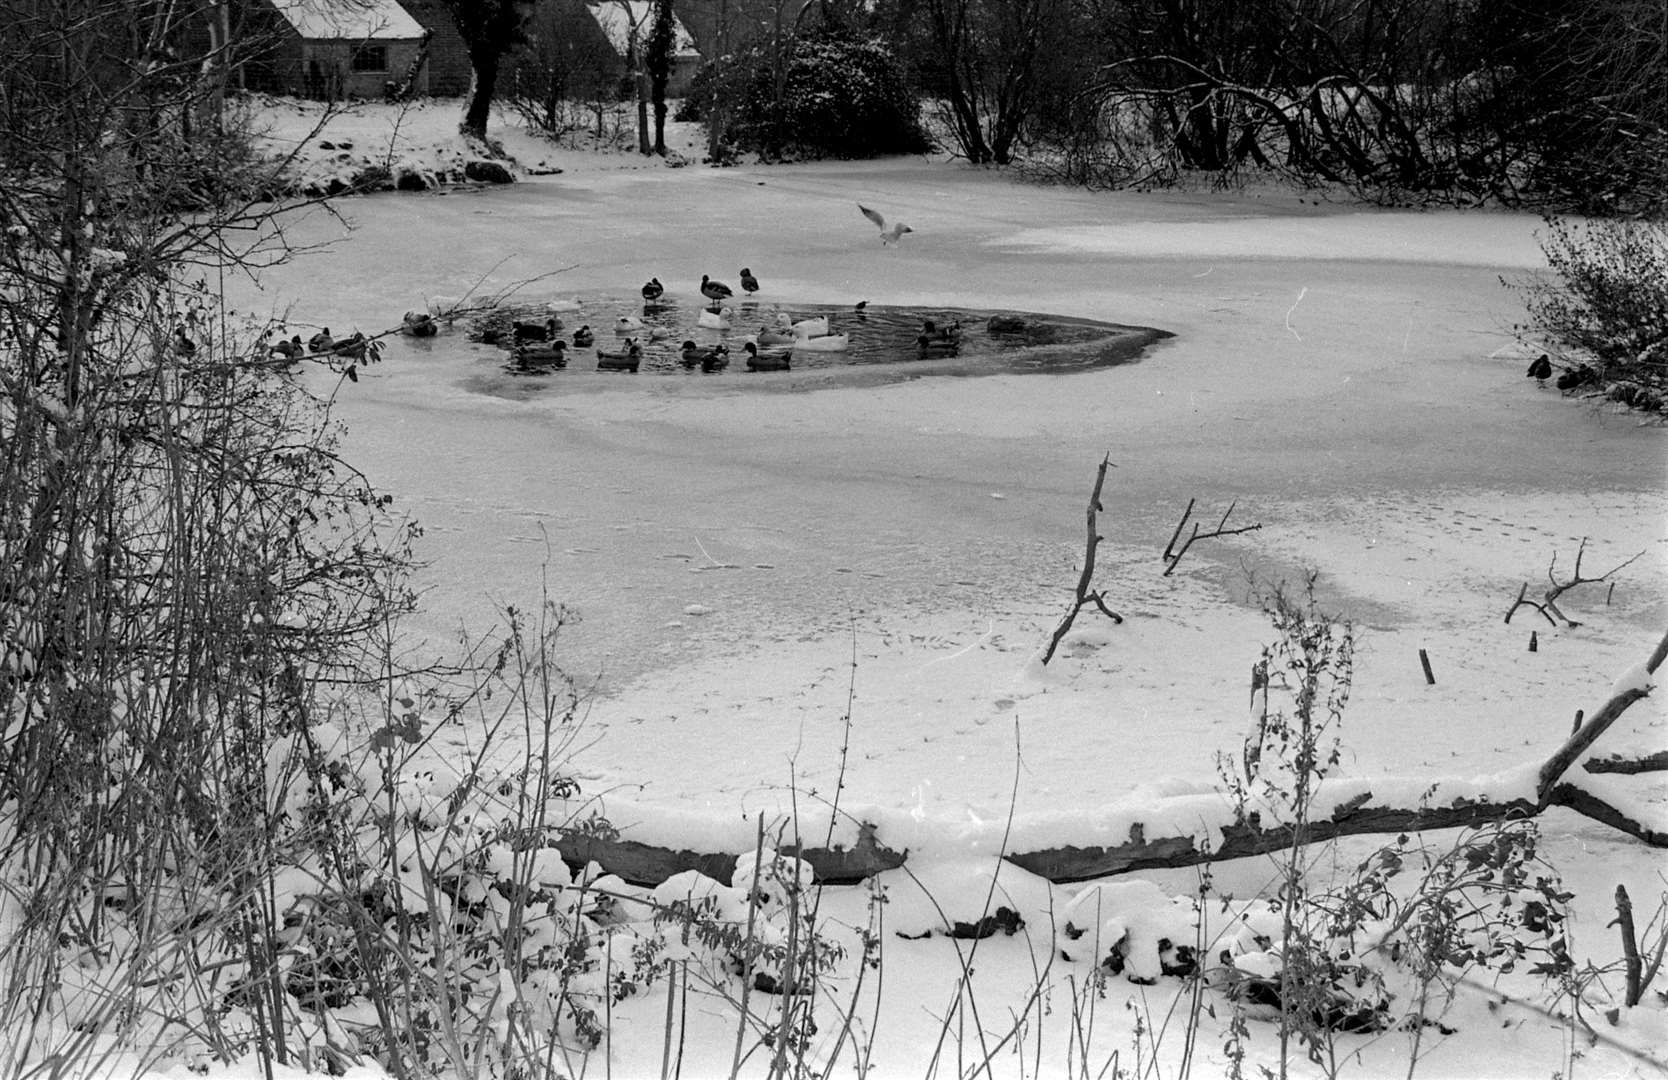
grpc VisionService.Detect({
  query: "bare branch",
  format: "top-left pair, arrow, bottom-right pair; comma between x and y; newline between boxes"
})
1162,498 -> 1263,575
1041,455 -> 1122,665
1505,539 -> 1646,627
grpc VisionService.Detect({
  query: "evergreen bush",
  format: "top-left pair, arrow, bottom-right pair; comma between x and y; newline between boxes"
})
685,34 -> 931,161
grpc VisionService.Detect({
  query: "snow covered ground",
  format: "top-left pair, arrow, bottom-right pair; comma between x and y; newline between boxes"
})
208,97 -> 1668,1078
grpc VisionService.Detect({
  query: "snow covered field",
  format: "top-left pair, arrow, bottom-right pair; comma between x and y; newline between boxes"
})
212,98 -> 1668,1078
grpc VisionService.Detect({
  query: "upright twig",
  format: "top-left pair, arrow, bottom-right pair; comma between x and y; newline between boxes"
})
1614,885 -> 1643,1007
1041,455 -> 1123,665
1162,498 -> 1263,576
728,814 -> 767,1080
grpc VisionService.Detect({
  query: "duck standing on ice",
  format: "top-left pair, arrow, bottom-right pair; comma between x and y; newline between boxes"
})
701,275 -> 734,303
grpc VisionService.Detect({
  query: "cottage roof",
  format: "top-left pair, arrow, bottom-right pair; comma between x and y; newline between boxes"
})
588,1 -> 699,58
271,0 -> 427,41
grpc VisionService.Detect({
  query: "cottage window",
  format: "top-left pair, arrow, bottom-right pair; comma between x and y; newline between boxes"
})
350,45 -> 388,73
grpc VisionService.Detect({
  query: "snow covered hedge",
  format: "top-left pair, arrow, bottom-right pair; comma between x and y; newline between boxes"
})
680,34 -> 932,161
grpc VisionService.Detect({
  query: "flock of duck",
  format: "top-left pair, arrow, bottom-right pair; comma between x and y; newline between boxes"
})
453,270 -> 967,376
263,326 -> 380,365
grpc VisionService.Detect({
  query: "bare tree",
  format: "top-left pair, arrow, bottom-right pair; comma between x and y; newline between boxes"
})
646,0 -> 676,154
436,0 -> 535,140
911,0 -> 1068,165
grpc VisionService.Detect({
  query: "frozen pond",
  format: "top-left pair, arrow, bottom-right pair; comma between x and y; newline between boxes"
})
227,162 -> 1663,717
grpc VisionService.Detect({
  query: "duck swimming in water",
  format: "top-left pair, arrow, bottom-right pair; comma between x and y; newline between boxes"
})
514,340 -> 568,370
596,338 -> 642,372
642,278 -> 664,302
403,311 -> 438,337
793,332 -> 848,352
572,325 -> 595,348
514,317 -> 560,342
743,341 -> 791,371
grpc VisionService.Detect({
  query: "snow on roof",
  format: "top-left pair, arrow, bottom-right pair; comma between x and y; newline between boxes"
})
271,0 -> 427,41
588,1 -> 700,58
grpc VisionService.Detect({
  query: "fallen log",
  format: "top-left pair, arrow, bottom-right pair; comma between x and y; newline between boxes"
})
555,821 -> 907,888
1536,628 -> 1668,804
1005,791 -> 1542,884
554,772 -> 1666,890
553,631 -> 1667,889
1583,751 -> 1668,775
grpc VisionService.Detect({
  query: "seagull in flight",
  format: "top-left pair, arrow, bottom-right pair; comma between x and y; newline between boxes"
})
859,204 -> 912,245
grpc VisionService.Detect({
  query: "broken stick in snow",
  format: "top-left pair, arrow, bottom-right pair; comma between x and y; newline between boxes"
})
1504,538 -> 1645,627
1040,455 -> 1123,665
1162,498 -> 1263,575
1535,627 -> 1668,804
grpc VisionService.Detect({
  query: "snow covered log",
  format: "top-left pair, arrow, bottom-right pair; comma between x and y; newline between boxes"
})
557,771 -> 1663,889
1535,628 -> 1667,803
555,822 -> 907,887
1004,789 -> 1543,884
1006,779 -> 1666,884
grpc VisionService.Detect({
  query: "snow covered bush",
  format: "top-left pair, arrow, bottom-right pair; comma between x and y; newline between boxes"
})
1204,584 -> 1582,1072
683,33 -> 932,161
1509,217 -> 1668,413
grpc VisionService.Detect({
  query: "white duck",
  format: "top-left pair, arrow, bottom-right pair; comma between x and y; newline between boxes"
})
614,315 -> 644,333
792,332 -> 848,352
698,306 -> 734,330
777,313 -> 829,338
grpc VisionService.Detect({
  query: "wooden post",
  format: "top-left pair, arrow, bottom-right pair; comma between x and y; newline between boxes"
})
1616,884 -> 1642,1007
1529,631 -> 1538,652
1419,648 -> 1435,685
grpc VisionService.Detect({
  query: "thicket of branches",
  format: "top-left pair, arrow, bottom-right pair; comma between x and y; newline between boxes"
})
888,0 -> 1665,213
1510,217 -> 1668,411
0,0 -> 419,1067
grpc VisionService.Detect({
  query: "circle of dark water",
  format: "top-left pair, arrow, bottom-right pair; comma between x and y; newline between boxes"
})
466,295 -> 1167,383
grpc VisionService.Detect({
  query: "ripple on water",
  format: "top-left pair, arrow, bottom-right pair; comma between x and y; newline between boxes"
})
455,296 -> 1170,396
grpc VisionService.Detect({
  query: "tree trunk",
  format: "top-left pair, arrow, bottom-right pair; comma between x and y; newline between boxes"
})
460,49 -> 501,139
648,0 -> 673,155
636,72 -> 650,155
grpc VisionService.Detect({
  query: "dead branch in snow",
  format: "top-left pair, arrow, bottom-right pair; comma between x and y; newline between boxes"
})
1536,627 -> 1668,803
1584,751 -> 1668,775
1615,886 -> 1643,1007
1040,455 -> 1123,665
1162,498 -> 1263,575
426,261 -> 581,325
1504,538 -> 1645,627
1006,772 -> 1667,883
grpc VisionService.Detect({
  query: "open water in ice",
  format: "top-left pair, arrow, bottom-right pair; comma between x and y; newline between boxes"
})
459,294 -> 1168,386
